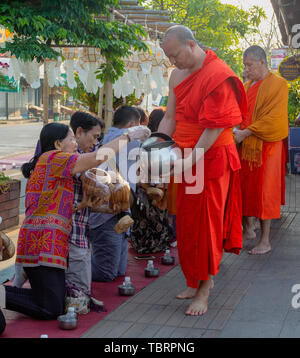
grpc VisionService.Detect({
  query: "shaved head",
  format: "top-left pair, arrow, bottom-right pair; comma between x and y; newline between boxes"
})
243,45 -> 267,67
163,25 -> 196,45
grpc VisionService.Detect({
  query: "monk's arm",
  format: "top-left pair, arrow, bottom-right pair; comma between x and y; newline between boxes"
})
169,128 -> 224,176
190,128 -> 224,164
157,72 -> 177,137
234,128 -> 252,144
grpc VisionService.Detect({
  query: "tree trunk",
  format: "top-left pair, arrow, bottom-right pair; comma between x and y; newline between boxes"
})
104,81 -> 113,133
98,86 -> 104,119
43,63 -> 49,126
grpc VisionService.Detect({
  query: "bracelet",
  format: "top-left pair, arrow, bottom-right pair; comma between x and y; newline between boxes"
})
122,132 -> 130,142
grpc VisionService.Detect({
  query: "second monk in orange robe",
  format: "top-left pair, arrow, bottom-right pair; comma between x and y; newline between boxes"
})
234,45 -> 289,255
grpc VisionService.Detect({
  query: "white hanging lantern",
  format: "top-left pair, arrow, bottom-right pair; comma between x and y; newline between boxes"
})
7,56 -> 21,82
20,60 -> 41,88
64,59 -> 77,89
45,59 -> 56,87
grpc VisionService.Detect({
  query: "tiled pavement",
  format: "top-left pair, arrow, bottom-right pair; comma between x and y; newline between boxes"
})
82,173 -> 300,338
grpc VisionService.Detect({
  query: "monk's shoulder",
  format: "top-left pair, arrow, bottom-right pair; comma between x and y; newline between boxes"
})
170,68 -> 190,88
269,72 -> 288,87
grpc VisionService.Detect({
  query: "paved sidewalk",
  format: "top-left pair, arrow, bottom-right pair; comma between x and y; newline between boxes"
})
82,173 -> 300,338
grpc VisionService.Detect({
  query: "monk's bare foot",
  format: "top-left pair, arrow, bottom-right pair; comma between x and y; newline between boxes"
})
243,228 -> 256,240
185,282 -> 210,316
254,219 -> 260,230
176,287 -> 197,299
248,242 -> 271,255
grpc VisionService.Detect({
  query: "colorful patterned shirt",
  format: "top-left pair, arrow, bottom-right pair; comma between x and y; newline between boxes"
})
16,150 -> 79,270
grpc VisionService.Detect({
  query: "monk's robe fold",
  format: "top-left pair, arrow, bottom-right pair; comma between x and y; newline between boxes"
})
167,176 -> 177,215
173,50 -> 247,287
240,72 -> 288,219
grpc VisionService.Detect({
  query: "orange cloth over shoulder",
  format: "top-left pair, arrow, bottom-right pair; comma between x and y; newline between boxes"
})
241,72 -> 289,168
173,50 -> 247,149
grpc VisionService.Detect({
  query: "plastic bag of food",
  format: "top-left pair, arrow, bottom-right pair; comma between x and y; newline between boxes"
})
108,171 -> 131,213
79,168 -> 111,210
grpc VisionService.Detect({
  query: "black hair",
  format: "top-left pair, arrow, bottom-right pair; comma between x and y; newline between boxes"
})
112,105 -> 140,128
70,111 -> 103,135
148,108 -> 165,133
21,122 -> 70,179
135,107 -> 149,125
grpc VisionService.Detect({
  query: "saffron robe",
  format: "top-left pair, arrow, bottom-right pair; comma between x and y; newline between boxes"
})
240,72 -> 289,219
173,50 -> 247,287
167,177 -> 177,215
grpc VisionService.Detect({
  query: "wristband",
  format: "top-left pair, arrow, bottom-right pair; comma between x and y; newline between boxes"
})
122,132 -> 130,142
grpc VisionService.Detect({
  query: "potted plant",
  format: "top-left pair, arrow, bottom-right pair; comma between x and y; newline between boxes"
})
0,172 -> 21,230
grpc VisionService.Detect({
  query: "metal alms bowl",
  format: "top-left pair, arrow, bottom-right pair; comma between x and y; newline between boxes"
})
57,314 -> 78,330
140,132 -> 180,178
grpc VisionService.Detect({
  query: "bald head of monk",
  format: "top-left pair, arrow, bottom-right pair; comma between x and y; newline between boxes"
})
161,25 -> 206,72
243,45 -> 269,83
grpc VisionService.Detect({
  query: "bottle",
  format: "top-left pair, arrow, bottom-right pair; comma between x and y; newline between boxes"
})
123,276 -> 132,287
147,260 -> 154,270
161,249 -> 175,265
118,276 -> 135,296
40,334 -> 48,338
145,260 -> 159,277
57,307 -> 78,330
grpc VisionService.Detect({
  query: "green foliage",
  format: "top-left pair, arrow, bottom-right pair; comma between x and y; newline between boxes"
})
287,79 -> 300,125
0,73 -> 16,90
0,172 -> 11,194
0,0 -> 148,82
139,0 -> 266,77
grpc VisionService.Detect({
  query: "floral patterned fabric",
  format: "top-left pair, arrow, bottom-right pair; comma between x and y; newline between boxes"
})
16,150 -> 79,270
130,186 -> 173,254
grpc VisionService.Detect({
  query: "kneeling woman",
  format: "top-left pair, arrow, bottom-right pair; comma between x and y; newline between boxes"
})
0,122 -> 149,321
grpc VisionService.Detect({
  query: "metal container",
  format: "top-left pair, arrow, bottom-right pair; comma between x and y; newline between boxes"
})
144,267 -> 160,277
57,308 -> 78,330
161,255 -> 175,265
140,132 -> 180,181
118,285 -> 136,296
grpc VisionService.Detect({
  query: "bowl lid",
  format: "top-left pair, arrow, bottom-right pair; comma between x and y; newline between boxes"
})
141,132 -> 175,151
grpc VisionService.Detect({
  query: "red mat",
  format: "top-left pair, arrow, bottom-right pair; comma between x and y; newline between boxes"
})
1,245 -> 178,338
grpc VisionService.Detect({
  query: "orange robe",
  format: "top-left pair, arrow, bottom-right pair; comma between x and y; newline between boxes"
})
173,50 -> 247,287
166,177 -> 177,215
240,72 -> 289,219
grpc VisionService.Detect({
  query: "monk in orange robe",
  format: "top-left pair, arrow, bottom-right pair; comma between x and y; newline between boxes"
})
159,25 -> 247,316
234,45 -> 289,255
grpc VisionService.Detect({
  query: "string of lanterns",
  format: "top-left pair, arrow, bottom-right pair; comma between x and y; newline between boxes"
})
1,40 -> 172,100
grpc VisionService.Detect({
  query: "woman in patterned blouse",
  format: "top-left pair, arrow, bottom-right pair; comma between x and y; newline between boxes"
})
0,122 -> 150,323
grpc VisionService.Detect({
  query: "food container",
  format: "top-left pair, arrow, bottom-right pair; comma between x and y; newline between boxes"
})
140,132 -> 180,182
161,254 -> 175,265
118,277 -> 136,296
118,285 -> 136,296
57,308 -> 78,330
144,267 -> 160,277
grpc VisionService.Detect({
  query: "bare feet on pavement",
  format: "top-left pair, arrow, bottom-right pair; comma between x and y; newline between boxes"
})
248,242 -> 271,255
185,279 -> 212,316
243,228 -> 256,240
176,287 -> 197,299
176,280 -> 214,300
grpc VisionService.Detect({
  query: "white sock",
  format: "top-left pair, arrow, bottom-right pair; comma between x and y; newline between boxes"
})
0,285 -> 6,308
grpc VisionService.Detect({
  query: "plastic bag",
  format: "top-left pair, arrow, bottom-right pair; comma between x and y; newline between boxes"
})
79,168 -> 111,210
